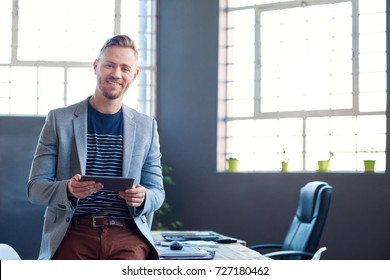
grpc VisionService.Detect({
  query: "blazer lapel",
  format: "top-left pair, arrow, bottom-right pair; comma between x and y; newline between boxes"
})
73,101 -> 88,174
122,106 -> 136,177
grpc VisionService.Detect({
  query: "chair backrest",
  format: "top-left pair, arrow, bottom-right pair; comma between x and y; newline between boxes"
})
0,243 -> 21,260
281,181 -> 333,259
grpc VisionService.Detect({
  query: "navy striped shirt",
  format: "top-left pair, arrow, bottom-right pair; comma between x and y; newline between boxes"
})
74,103 -> 131,219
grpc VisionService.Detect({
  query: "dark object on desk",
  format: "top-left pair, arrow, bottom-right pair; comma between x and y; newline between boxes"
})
249,181 -> 333,260
169,241 -> 183,250
215,238 -> 237,244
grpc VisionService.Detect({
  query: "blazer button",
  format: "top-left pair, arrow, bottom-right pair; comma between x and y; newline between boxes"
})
66,217 -> 71,223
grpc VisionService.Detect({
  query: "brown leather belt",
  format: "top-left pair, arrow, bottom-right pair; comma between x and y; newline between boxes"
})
71,216 -> 134,228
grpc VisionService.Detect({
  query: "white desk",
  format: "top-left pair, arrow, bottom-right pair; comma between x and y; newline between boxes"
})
152,230 -> 270,260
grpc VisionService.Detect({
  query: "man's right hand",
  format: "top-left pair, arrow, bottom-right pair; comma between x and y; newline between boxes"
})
67,174 -> 103,198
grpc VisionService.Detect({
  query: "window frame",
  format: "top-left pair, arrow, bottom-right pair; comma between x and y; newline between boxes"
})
218,0 -> 387,173
0,0 -> 157,117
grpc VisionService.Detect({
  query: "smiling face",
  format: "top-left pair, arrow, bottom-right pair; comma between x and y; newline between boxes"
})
93,45 -> 139,101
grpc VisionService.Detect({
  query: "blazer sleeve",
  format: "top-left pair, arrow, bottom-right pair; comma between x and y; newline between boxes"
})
130,118 -> 165,217
26,110 -> 75,211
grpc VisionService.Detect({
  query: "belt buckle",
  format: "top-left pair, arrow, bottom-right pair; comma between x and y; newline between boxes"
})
92,216 -> 105,227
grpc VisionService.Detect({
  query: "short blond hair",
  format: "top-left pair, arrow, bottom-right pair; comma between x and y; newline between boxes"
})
98,35 -> 138,60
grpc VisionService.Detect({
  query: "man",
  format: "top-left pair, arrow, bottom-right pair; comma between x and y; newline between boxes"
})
27,35 -> 165,260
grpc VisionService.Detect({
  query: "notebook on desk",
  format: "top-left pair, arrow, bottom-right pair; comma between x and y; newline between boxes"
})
161,232 -> 221,241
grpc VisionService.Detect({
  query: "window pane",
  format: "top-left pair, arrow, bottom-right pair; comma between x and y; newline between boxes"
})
0,0 -> 12,63
227,9 -> 254,118
260,2 -> 353,113
331,152 -> 357,171
38,99 -> 64,116
330,135 -> 356,152
360,33 -> 386,53
0,66 -> 11,95
18,0 -> 114,62
38,67 -> 64,99
357,134 -> 386,153
359,52 -> 386,72
330,94 -> 352,110
67,68 -> 96,106
357,115 -> 386,134
359,0 -> 386,14
9,67 -> 37,103
359,92 -> 386,112
0,98 -> 10,114
227,99 -> 254,117
306,117 -> 330,135
330,116 -> 356,134
0,84 -> 10,98
121,0 -> 140,38
330,74 -> 352,94
359,13 -> 386,33
10,98 -> 37,115
359,72 -> 386,92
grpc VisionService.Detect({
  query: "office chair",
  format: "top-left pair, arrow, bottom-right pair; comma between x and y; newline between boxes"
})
311,247 -> 327,260
0,243 -> 22,260
249,181 -> 333,260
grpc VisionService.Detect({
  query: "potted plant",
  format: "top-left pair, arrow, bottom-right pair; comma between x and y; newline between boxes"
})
317,152 -> 333,172
363,148 -> 376,173
363,159 -> 375,173
226,157 -> 239,172
281,148 -> 289,172
152,165 -> 183,230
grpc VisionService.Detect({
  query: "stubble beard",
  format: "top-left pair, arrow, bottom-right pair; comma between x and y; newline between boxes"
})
102,90 -> 122,100
100,78 -> 125,100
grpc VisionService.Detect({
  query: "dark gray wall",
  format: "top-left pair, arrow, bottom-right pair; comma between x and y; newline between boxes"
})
1,0 -> 389,260
0,116 -> 45,259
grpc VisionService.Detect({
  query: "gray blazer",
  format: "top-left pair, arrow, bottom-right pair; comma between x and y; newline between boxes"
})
27,97 -> 165,260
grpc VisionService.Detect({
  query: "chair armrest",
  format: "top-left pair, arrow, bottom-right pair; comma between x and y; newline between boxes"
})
264,250 -> 314,259
249,243 -> 283,250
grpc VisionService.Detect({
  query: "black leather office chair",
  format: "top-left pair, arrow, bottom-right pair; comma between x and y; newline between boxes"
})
249,181 -> 333,260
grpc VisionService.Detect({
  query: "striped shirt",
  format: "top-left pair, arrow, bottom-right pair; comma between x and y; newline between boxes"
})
74,103 -> 131,219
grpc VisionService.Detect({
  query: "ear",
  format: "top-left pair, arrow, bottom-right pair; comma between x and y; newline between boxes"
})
93,59 -> 98,74
133,68 -> 140,79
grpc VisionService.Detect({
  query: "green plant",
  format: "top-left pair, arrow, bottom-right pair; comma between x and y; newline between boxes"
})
226,157 -> 239,172
227,157 -> 238,161
281,148 -> 289,163
152,165 -> 184,230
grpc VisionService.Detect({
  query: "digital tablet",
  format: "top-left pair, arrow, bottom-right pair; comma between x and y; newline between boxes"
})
80,175 -> 134,191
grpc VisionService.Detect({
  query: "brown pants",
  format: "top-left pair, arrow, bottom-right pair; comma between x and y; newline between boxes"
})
52,221 -> 151,260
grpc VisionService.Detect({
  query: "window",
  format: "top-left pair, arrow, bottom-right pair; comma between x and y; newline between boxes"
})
218,0 -> 386,172
0,0 -> 156,116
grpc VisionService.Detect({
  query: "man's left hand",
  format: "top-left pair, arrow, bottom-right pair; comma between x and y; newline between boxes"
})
119,185 -> 146,207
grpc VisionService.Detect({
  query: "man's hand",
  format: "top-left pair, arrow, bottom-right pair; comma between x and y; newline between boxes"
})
119,185 -> 146,207
67,174 -> 103,199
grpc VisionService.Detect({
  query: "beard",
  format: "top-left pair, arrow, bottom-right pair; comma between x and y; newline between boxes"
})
102,90 -> 122,100
99,78 -> 127,100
